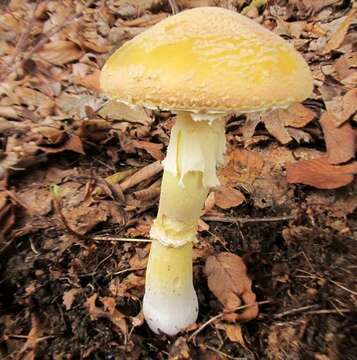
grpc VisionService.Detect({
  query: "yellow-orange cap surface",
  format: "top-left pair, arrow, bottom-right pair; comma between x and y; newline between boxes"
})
100,7 -> 313,114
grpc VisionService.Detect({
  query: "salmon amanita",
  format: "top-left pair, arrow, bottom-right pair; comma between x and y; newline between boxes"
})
100,7 -> 313,336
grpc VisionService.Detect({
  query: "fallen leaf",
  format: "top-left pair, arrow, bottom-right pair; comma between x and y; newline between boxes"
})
262,111 -> 292,144
322,9 -> 357,54
39,134 -> 85,155
213,185 -> 245,209
280,103 -> 315,128
319,112 -> 355,164
63,288 -> 82,310
73,69 -> 101,93
16,314 -> 42,360
324,88 -> 357,126
85,294 -> 128,337
287,128 -> 313,143
219,148 -> 264,187
109,273 -> 145,297
225,324 -> 246,347
98,101 -> 153,125
169,337 -> 191,360
35,40 -> 83,65
241,113 -> 261,140
286,157 -> 357,189
132,140 -> 165,160
204,252 -> 258,321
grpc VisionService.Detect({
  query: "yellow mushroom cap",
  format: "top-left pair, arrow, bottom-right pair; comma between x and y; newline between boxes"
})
100,7 -> 313,114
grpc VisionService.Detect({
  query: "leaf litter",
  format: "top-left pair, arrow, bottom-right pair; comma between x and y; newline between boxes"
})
0,0 -> 356,359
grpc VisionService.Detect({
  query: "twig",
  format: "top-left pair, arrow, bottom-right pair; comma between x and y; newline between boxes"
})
188,300 -> 270,342
203,214 -> 295,224
113,266 -> 146,276
92,236 -> 151,243
168,0 -> 179,14
119,161 -> 162,191
274,305 -> 317,318
205,345 -> 245,360
296,269 -> 357,297
306,309 -> 355,315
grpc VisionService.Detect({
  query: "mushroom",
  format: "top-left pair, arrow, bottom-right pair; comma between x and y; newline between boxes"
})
100,7 -> 313,336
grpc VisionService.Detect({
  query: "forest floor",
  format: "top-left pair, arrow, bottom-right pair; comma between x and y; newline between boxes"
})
0,1 -> 356,359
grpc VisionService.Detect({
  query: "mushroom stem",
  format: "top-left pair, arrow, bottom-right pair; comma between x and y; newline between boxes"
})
143,241 -> 197,336
143,112 -> 226,335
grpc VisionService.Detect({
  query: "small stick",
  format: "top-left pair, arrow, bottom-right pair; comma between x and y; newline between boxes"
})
168,0 -> 179,14
119,161 -> 162,191
203,214 -> 295,224
92,236 -> 151,243
273,305 -> 317,318
113,267 -> 146,276
306,309 -> 355,315
188,300 -> 270,342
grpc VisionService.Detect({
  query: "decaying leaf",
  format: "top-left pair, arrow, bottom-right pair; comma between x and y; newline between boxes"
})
109,273 -> 145,297
324,88 -> 357,126
322,9 -> 357,54
213,185 -> 245,209
319,112 -> 355,164
132,140 -> 165,160
39,134 -> 85,155
35,40 -> 83,65
73,69 -> 101,93
279,103 -> 315,128
262,111 -> 292,144
15,314 -> 42,360
287,157 -> 357,189
225,324 -> 246,346
98,100 -> 153,125
63,288 -> 82,311
205,252 -> 258,321
219,148 -> 264,187
85,294 -> 128,337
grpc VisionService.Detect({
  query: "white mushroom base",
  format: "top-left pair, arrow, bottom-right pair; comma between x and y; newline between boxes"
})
143,241 -> 198,336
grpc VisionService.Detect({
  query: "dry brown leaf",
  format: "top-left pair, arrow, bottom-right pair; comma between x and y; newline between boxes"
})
98,101 -> 153,125
213,185 -> 245,209
119,161 -> 163,191
286,157 -> 357,189
225,324 -> 246,347
73,69 -> 101,93
340,88 -> 357,124
63,288 -> 82,311
262,112 -> 292,144
280,103 -> 315,128
325,88 -> 357,126
169,337 -> 191,360
287,128 -> 312,143
132,140 -> 165,160
323,9 -> 357,54
16,314 -> 42,360
219,148 -> 264,187
241,113 -> 261,140
204,252 -> 258,321
85,294 -> 128,337
61,201 -> 108,235
109,273 -> 145,297
320,112 -> 355,164
15,87 -> 54,111
39,134 -> 85,155
35,40 -> 83,65
82,38 -> 112,53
